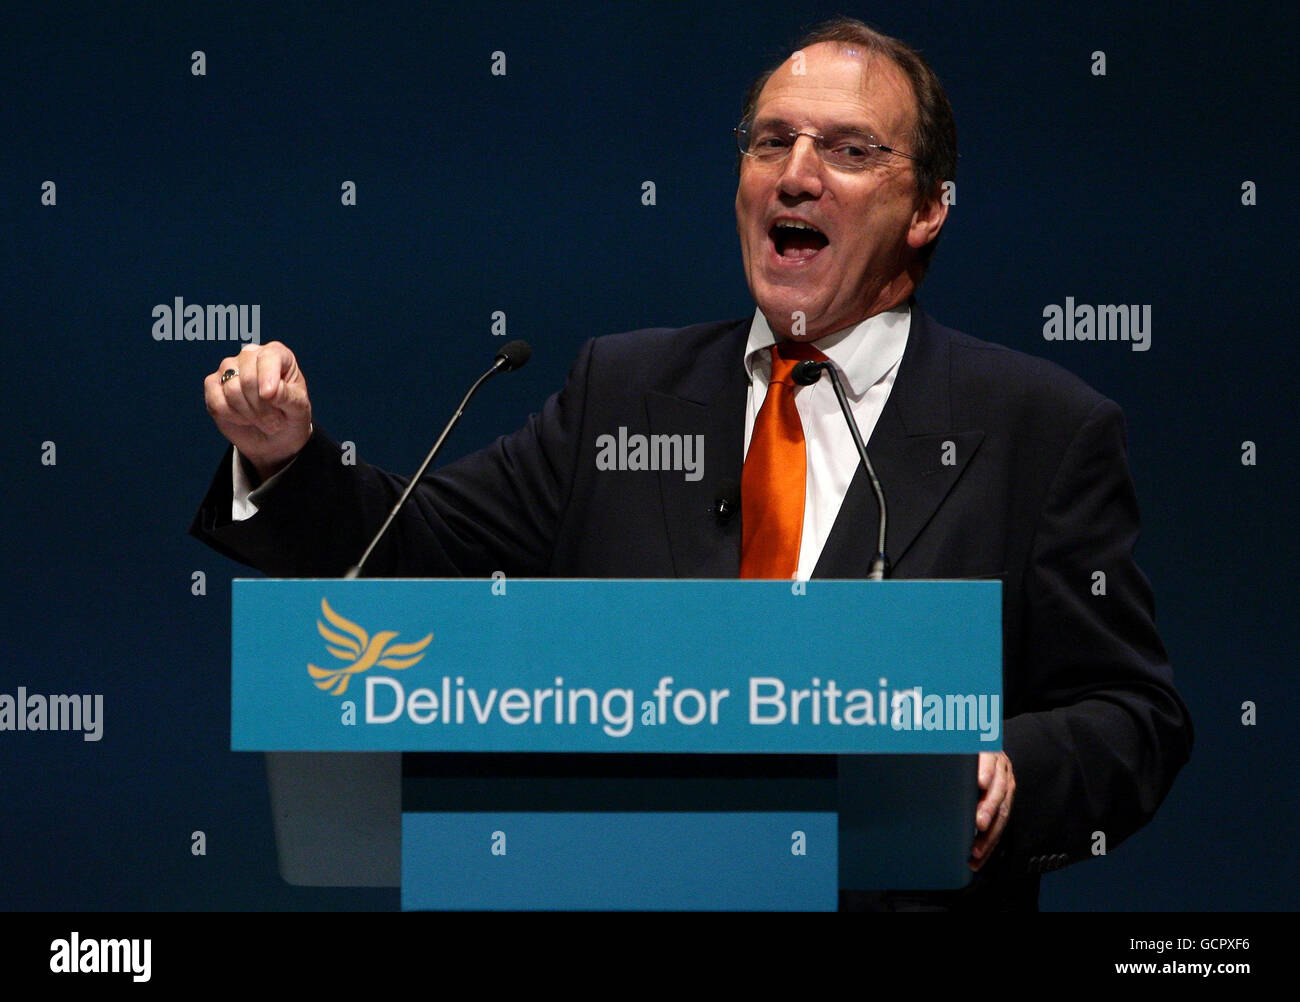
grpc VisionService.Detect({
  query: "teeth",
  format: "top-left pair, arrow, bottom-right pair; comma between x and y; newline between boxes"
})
776,220 -> 822,233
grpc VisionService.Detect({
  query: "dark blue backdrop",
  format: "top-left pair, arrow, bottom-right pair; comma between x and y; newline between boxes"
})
2,0 -> 1295,911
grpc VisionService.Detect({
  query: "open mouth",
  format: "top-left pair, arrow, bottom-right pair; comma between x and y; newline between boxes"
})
769,220 -> 830,260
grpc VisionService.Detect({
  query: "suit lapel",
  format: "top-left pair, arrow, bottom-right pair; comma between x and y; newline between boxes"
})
813,306 -> 985,578
643,309 -> 985,579
645,319 -> 750,576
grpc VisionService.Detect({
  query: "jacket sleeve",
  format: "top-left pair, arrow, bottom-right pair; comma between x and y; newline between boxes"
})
189,339 -> 595,578
995,397 -> 1193,875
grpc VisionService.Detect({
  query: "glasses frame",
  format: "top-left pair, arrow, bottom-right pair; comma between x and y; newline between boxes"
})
734,119 -> 916,170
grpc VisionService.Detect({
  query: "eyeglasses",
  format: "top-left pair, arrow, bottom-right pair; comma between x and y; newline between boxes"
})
735,119 -> 916,171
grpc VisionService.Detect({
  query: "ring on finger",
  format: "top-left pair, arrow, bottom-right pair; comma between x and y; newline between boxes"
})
220,368 -> 239,384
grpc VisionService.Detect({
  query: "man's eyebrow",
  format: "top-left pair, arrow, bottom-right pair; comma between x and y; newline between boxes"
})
752,114 -> 881,136
821,120 -> 882,137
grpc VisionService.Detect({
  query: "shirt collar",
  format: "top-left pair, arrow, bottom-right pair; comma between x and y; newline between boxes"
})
743,305 -> 911,399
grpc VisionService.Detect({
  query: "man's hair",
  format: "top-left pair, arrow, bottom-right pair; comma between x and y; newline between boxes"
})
738,16 -> 957,274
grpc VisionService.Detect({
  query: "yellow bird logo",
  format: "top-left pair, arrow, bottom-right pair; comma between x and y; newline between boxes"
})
307,598 -> 433,696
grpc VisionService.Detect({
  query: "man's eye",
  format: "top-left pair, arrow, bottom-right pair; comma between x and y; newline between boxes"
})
753,134 -> 790,150
833,140 -> 873,160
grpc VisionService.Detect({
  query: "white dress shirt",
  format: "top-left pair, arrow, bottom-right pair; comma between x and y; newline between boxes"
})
742,305 -> 910,580
233,306 -> 912,576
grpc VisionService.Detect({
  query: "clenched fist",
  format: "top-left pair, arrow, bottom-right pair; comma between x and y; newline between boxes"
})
204,341 -> 313,481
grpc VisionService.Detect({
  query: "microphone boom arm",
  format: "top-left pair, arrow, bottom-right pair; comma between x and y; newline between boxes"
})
795,359 -> 889,580
344,345 -> 527,579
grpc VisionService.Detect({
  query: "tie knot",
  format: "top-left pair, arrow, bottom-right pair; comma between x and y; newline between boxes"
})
769,340 -> 829,385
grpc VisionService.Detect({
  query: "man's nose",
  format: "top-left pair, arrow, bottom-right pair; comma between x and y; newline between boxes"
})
777,134 -> 825,197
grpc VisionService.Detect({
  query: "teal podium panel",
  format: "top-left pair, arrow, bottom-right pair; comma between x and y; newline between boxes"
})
400,812 -> 838,911
232,579 -> 1002,753
237,579 -> 1001,903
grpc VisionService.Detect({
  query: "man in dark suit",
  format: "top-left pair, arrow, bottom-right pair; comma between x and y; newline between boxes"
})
192,18 -> 1191,909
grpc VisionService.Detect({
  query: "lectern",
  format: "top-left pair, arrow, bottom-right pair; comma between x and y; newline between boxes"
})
233,579 -> 1001,910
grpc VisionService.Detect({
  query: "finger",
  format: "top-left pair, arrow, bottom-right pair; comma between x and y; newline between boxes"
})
256,343 -> 284,400
984,773 -> 1015,854
237,344 -> 266,413
257,345 -> 310,417
235,346 -> 299,435
969,820 -> 996,868
220,360 -> 270,429
251,341 -> 296,397
972,752 -> 997,834
970,786 -> 1014,869
970,759 -> 1015,869
270,369 -> 312,417
211,356 -> 255,420
204,370 -> 255,428
977,757 -> 1009,832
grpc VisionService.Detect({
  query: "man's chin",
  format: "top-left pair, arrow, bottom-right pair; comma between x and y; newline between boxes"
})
757,297 -> 833,340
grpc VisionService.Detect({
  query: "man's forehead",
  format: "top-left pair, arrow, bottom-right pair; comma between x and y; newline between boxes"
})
755,42 -> 914,133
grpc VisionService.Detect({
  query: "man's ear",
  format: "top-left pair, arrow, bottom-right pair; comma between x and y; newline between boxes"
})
907,185 -> 949,251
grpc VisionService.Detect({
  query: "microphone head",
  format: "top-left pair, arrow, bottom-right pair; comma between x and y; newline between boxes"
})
495,340 -> 532,372
792,360 -> 825,386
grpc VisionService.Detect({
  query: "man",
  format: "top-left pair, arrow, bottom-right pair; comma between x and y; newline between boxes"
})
193,18 -> 1191,910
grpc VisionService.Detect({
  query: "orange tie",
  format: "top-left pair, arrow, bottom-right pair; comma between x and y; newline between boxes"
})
740,341 -> 828,579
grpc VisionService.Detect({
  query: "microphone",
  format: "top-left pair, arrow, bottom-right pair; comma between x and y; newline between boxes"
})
494,339 -> 531,372
792,360 -> 823,387
343,341 -> 533,579
791,359 -> 890,580
713,477 -> 740,523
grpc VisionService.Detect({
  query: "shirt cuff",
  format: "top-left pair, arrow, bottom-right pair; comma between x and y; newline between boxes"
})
231,448 -> 297,521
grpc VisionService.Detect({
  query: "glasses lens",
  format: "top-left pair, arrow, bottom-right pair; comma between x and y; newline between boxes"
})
821,132 -> 881,169
737,120 -> 786,158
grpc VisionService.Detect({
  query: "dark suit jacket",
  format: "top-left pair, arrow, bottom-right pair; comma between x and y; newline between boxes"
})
192,306 -> 1192,910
